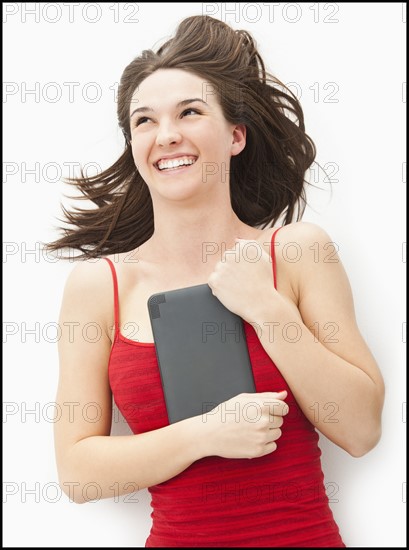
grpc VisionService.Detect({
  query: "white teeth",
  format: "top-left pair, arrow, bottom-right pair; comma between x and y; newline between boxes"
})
157,157 -> 197,171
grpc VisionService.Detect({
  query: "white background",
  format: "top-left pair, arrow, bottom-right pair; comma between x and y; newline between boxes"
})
3,2 -> 406,547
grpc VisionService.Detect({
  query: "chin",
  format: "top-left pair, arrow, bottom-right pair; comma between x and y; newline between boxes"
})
157,183 -> 211,203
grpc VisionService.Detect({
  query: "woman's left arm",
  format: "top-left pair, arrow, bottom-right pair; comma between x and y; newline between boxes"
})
208,222 -> 385,457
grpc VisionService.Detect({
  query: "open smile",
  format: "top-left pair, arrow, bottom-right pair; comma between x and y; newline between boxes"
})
155,156 -> 198,172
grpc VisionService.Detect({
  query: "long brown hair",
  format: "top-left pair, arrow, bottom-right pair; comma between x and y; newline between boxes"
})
44,15 -> 316,260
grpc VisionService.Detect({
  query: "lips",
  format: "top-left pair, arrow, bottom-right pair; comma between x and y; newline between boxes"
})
154,155 -> 198,171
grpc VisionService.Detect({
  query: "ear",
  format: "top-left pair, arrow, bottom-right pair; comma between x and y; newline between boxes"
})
231,124 -> 247,156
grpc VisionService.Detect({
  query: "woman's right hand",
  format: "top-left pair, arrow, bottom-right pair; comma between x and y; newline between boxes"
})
198,391 -> 289,459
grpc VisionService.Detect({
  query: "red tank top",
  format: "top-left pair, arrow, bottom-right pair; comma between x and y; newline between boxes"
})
105,227 -> 345,548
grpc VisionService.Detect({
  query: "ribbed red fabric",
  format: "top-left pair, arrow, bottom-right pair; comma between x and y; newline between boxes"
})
105,227 -> 345,547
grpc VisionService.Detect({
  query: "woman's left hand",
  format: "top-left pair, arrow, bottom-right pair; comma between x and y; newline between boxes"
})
207,238 -> 280,323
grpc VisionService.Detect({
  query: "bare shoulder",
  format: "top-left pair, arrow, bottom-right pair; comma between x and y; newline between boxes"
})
259,221 -> 340,270
258,222 -> 341,303
63,257 -> 113,295
259,221 -> 333,250
60,257 -> 115,337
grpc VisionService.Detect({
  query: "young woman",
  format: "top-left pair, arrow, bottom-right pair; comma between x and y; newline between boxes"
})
46,15 -> 385,547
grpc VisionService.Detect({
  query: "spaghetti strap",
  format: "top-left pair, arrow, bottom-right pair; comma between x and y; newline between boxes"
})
270,226 -> 284,290
103,257 -> 119,339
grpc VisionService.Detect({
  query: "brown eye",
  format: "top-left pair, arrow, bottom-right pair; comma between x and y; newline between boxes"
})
134,116 -> 150,127
181,108 -> 200,117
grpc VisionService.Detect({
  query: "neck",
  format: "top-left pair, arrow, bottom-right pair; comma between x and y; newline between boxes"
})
144,201 -> 258,275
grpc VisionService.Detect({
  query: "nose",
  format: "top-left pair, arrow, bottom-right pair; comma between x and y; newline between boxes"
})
155,119 -> 182,147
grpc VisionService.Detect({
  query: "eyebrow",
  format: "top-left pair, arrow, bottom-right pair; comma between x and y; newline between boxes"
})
130,98 -> 209,119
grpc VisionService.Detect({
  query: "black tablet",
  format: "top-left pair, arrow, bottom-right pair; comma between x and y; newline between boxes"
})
147,283 -> 256,424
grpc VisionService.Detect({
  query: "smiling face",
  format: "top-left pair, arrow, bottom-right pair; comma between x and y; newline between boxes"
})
128,68 -> 246,202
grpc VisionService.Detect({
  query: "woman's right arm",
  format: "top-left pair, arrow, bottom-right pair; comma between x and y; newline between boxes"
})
54,260 -> 207,504
55,260 -> 287,504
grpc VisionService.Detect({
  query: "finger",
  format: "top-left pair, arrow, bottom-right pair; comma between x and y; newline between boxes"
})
267,427 -> 282,442
207,274 -> 214,288
274,390 -> 287,399
263,399 -> 289,417
269,415 -> 284,429
235,238 -> 256,244
256,391 -> 288,399
260,441 -> 278,457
